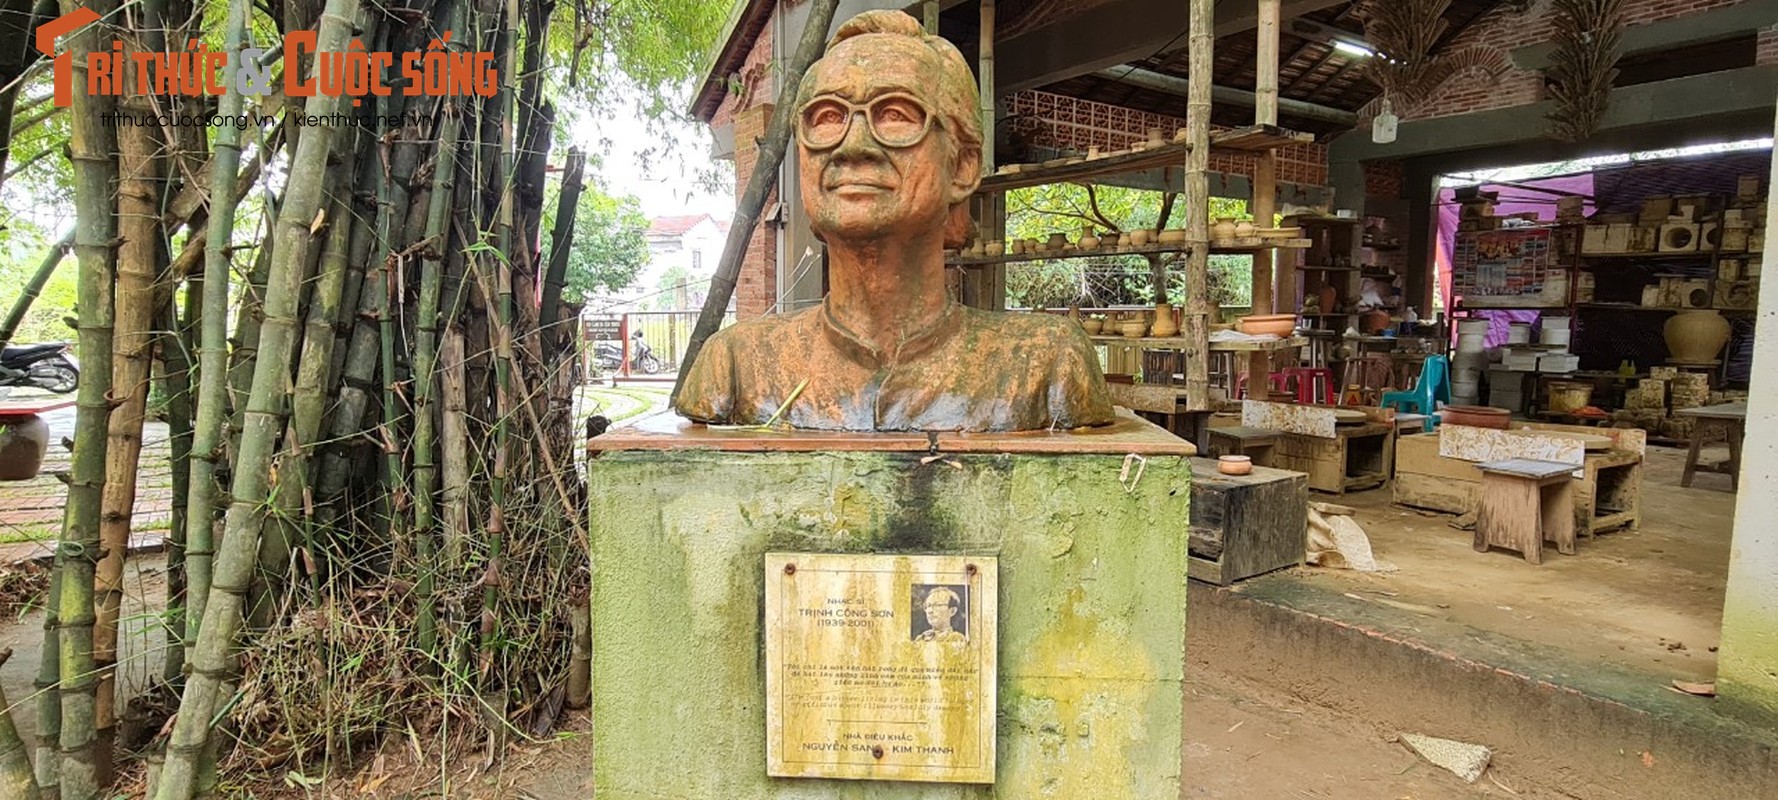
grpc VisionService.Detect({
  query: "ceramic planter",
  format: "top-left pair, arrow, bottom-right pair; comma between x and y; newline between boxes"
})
1238,313 -> 1296,337
0,416 -> 50,481
1217,455 -> 1252,476
1212,218 -> 1238,240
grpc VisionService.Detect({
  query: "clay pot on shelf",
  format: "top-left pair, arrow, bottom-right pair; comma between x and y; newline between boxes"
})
1129,229 -> 1152,247
985,240 -> 1004,256
1237,313 -> 1297,337
1317,284 -> 1339,315
1151,303 -> 1179,337
1441,405 -> 1512,430
1217,455 -> 1253,476
1120,319 -> 1149,338
1664,309 -> 1732,363
1212,218 -> 1238,240
1082,317 -> 1105,335
1157,228 -> 1188,245
1047,232 -> 1069,251
1079,227 -> 1100,250
1361,309 -> 1392,334
1146,128 -> 1166,148
1235,220 -> 1257,239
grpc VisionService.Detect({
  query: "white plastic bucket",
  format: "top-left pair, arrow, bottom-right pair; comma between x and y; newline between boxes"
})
1541,316 -> 1572,330
1540,328 -> 1572,348
1507,323 -> 1531,344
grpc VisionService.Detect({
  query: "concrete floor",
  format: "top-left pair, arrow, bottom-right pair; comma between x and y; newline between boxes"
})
1270,444 -> 1734,687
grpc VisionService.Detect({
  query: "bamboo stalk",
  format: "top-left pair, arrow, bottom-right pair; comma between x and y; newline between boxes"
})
0,648 -> 40,799
0,230 -> 73,349
1182,0 -> 1212,413
53,0 -> 121,791
181,0 -> 250,678
161,277 -> 196,684
95,88 -> 168,780
439,329 -> 469,569
153,0 -> 360,793
538,149 -> 584,348
1255,0 -> 1279,127
675,0 -> 841,389
411,90 -> 461,659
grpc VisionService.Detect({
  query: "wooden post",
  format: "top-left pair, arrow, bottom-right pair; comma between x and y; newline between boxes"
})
1249,151 -> 1278,394
972,0 -> 1003,311
1184,0 -> 1213,411
1256,0 -> 1280,127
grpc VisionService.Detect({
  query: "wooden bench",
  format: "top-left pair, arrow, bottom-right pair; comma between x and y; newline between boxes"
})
1475,459 -> 1576,565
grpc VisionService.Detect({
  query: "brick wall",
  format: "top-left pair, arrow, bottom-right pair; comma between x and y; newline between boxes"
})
1399,0 -> 1754,122
1759,23 -> 1778,64
1363,160 -> 1404,200
1006,91 -> 1330,186
710,14 -> 776,129
731,104 -> 779,319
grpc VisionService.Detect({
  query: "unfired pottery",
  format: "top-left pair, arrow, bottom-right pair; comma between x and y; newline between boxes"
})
1150,303 -> 1179,337
1664,309 -> 1732,363
1238,313 -> 1296,337
1212,218 -> 1238,240
1235,220 -> 1257,238
1217,455 -> 1253,476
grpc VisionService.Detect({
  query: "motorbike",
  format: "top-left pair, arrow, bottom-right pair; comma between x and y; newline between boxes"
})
0,342 -> 79,393
594,330 -> 664,375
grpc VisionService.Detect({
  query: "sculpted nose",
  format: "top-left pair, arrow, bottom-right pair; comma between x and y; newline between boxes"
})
830,111 -> 886,164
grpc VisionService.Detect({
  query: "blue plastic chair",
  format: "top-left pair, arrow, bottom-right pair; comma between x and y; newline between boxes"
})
1381,354 -> 1451,431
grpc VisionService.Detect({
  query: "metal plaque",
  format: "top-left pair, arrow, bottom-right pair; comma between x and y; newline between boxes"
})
764,553 -> 997,783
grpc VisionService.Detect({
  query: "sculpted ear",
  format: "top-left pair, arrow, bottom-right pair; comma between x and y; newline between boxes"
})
947,144 -> 982,205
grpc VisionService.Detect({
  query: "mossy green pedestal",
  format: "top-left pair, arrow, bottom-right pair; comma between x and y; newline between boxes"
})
587,412 -> 1193,799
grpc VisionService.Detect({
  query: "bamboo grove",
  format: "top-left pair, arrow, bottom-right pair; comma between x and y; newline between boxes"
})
0,0 -> 603,795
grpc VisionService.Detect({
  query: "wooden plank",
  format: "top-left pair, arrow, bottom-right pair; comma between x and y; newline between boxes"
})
1397,434 -> 1482,482
949,239 -> 1310,267
1521,421 -> 1647,456
1189,458 -> 1307,584
973,126 -> 1313,193
1438,425 -> 1586,467
1243,399 -> 1336,438
1272,431 -> 1344,492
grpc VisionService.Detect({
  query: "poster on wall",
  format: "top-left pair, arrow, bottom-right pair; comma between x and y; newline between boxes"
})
1452,228 -> 1560,305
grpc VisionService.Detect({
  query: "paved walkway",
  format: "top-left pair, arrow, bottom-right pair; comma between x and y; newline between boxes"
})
0,400 -> 173,565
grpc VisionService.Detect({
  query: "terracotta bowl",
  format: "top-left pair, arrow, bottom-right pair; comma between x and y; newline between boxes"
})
1238,313 -> 1298,337
1119,321 -> 1149,338
1441,405 -> 1512,429
1081,318 -> 1105,335
1217,455 -> 1253,476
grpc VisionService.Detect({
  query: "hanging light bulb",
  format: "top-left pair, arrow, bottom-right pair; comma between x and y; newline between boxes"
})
1372,96 -> 1398,145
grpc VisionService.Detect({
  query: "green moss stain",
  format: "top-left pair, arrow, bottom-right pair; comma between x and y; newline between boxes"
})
588,448 -> 1188,799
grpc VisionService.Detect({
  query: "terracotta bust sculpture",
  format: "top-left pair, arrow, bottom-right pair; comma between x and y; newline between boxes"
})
674,10 -> 1114,432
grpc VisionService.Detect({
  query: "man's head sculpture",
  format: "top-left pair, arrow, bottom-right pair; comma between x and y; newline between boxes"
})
674,10 -> 1115,432
794,12 -> 982,248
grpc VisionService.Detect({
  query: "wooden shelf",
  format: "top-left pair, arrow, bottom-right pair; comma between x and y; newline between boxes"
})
1296,264 -> 1358,271
1091,335 -> 1309,353
976,124 -> 1313,193
948,238 -> 1310,267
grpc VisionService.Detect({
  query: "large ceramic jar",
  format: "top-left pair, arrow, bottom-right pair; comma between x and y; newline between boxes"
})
1664,309 -> 1732,363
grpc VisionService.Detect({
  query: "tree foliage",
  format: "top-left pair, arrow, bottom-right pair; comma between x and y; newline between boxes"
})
555,179 -> 651,300
1003,183 -> 1256,309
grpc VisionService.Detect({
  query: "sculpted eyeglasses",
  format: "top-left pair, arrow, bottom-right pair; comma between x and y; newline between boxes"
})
796,93 -> 935,151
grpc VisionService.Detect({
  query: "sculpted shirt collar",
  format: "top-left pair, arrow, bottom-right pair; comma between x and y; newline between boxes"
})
818,297 -> 963,370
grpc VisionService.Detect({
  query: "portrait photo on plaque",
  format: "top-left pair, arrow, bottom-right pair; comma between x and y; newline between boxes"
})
911,584 -> 969,643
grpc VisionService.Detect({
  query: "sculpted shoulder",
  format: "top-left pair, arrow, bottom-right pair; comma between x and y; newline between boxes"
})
958,306 -> 1096,346
702,305 -> 822,353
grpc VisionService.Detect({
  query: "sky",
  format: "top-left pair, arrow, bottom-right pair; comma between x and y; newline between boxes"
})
572,98 -> 736,224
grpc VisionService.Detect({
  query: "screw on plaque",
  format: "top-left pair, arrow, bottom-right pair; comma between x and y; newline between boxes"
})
871,745 -> 885,759
784,563 -> 796,575
966,563 -> 978,577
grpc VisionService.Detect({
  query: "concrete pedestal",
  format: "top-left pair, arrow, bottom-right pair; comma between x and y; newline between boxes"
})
587,411 -> 1194,799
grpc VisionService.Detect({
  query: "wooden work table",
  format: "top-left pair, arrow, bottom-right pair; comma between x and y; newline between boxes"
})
1675,402 -> 1745,490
